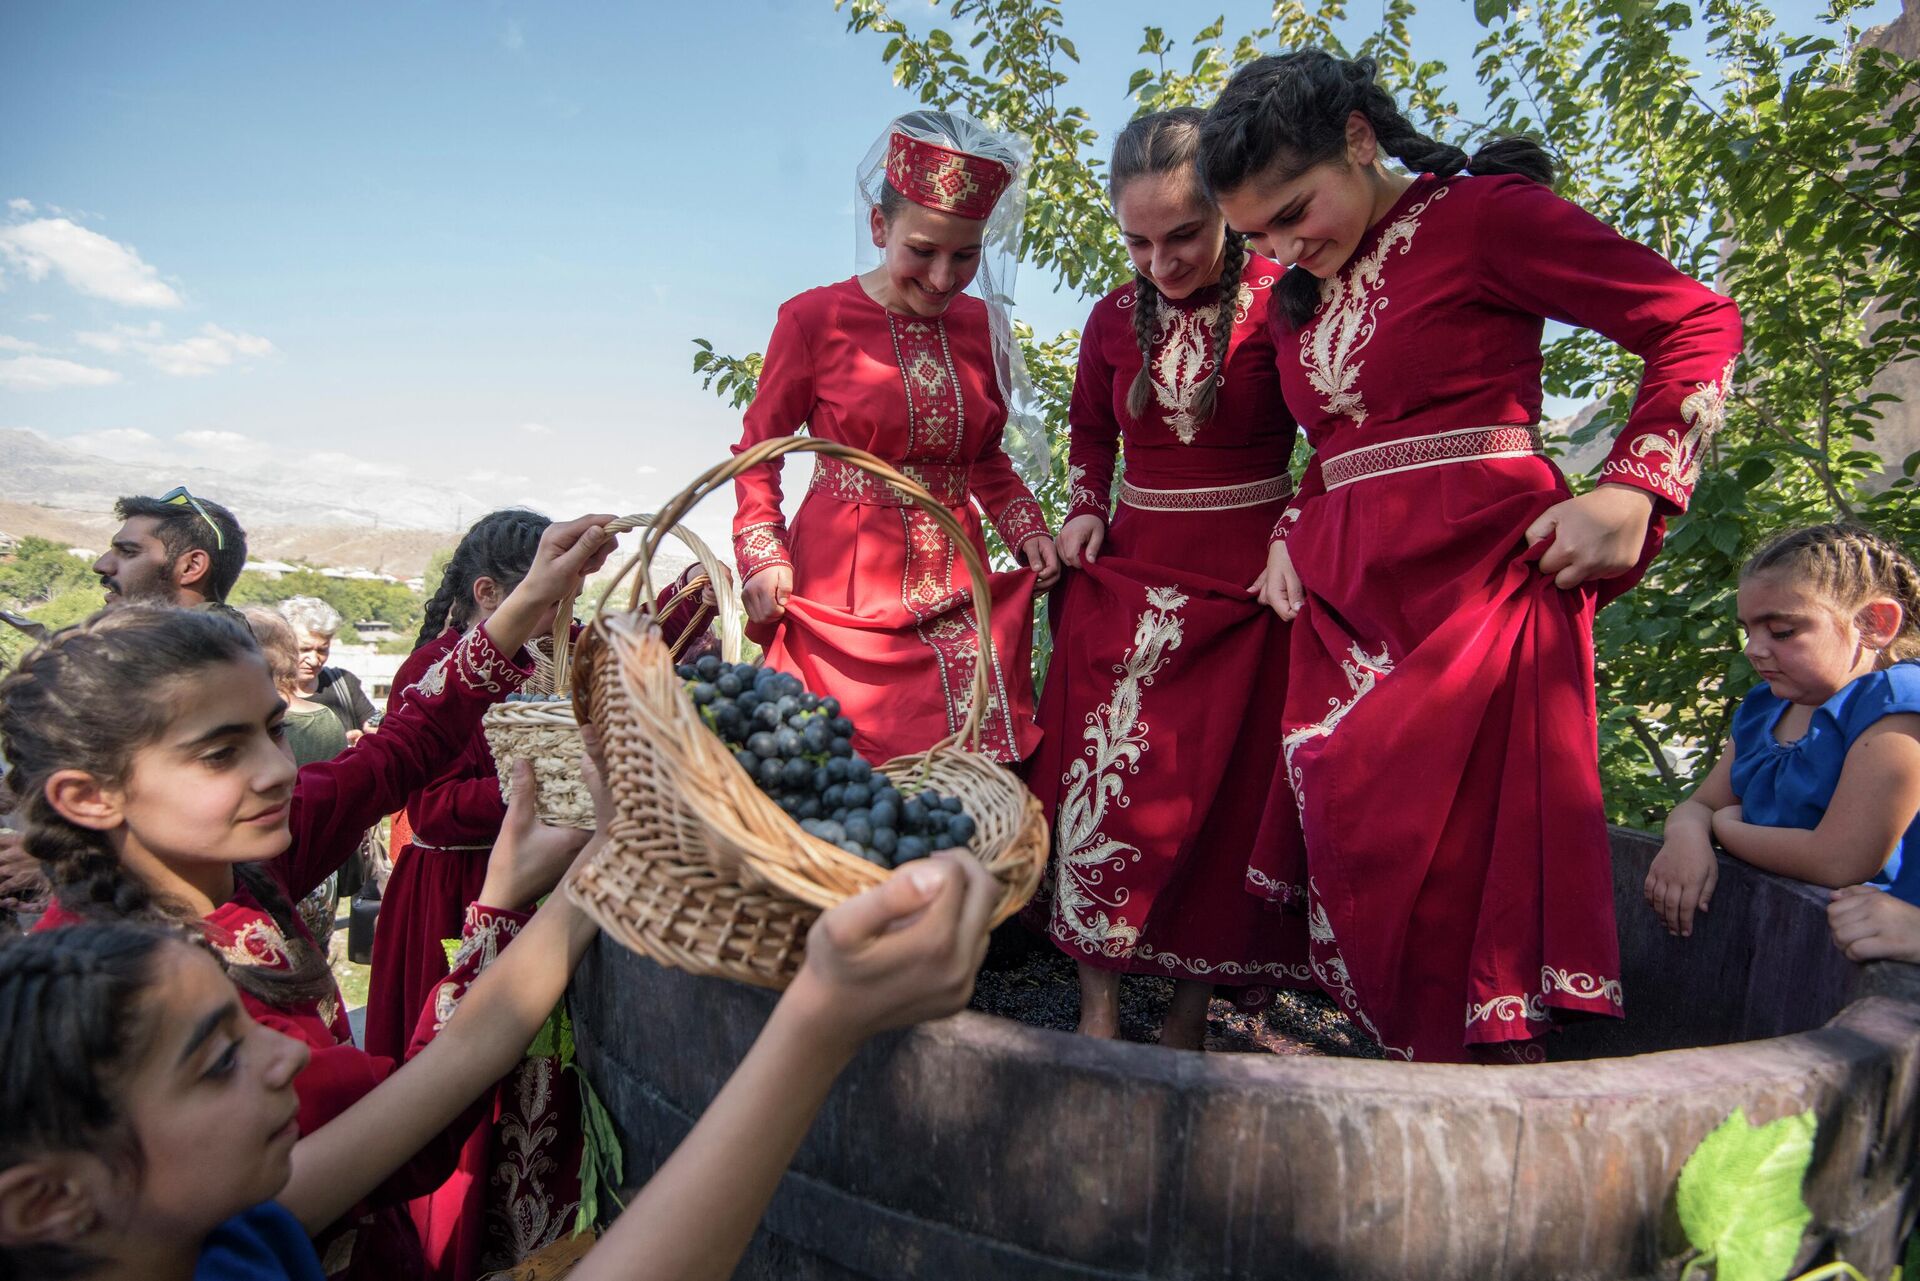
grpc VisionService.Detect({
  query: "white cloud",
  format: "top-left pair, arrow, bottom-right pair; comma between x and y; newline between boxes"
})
304,450 -> 403,480
23,312 -> 51,323
140,324 -> 274,377
0,218 -> 183,308
634,464 -> 659,475
6,199 -> 32,215
0,335 -> 43,352
518,421 -> 551,435
0,355 -> 122,390
502,19 -> 524,51
178,429 -> 257,450
74,321 -> 272,376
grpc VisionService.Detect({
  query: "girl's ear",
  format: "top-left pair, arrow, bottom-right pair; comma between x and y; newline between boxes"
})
44,769 -> 125,832
1857,598 -> 1904,654
1345,110 -> 1380,168
0,1157 -> 105,1247
869,204 -> 889,249
470,575 -> 505,615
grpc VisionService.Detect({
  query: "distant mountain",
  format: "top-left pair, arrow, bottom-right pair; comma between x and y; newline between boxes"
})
0,428 -> 489,531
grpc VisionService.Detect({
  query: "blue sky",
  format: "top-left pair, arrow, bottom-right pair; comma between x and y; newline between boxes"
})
0,0 -> 1896,549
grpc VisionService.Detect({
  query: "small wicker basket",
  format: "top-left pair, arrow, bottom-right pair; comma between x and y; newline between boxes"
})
483,515 -> 737,830
566,438 -> 1049,989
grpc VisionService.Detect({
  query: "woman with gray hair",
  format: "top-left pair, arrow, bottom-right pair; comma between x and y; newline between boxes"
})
279,594 -> 376,740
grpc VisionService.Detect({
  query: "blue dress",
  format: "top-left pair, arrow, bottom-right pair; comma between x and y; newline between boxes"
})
1728,661 -> 1920,903
195,1202 -> 326,1281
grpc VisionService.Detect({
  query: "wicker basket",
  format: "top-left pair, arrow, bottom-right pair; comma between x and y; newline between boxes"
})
483,515 -> 738,830
566,437 -> 1049,989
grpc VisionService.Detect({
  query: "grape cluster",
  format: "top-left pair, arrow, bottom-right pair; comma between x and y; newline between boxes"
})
675,655 -> 977,867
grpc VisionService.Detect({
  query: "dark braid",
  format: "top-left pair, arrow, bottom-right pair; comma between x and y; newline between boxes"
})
1,923 -> 176,1279
1745,524 -> 1920,662
1197,49 -> 1555,326
417,509 -> 551,649
1110,108 -> 1248,427
0,606 -> 335,1006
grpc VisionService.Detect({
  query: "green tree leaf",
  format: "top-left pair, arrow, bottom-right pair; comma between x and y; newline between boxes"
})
1675,1107 -> 1816,1281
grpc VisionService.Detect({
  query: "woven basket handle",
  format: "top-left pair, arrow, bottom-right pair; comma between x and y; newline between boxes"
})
592,439 -> 998,753
551,513 -> 743,696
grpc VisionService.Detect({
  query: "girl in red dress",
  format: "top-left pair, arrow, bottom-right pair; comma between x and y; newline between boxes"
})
1198,51 -> 1743,1063
3,514 -> 618,1275
1024,109 -> 1309,1048
733,111 -> 1061,766
367,509 -> 713,1279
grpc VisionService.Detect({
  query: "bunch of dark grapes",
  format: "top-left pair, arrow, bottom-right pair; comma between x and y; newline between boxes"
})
675,654 -> 977,868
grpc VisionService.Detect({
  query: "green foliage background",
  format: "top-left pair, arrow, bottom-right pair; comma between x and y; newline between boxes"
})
698,0 -> 1920,830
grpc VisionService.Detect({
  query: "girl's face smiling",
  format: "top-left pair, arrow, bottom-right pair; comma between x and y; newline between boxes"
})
1212,112 -> 1407,279
1115,170 -> 1227,301
49,655 -> 297,912
863,200 -> 986,318
1738,571 -> 1901,705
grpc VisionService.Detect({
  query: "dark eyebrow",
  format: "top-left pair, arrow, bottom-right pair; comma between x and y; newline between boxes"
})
1738,610 -> 1805,627
178,1003 -> 238,1068
180,699 -> 287,749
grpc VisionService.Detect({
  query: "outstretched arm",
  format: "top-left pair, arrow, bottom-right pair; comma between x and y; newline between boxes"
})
570,851 -> 997,1281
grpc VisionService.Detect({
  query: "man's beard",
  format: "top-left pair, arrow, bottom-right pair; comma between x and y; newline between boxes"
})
101,574 -> 177,607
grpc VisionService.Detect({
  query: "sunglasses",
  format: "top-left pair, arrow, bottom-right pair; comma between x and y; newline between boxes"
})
159,486 -> 226,551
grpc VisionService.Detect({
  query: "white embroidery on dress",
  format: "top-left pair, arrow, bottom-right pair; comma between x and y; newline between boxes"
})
215,918 -> 294,970
413,652 -> 450,699
433,907 -> 521,1032
1305,878 -> 1413,1061
1280,641 -> 1394,817
1066,462 -> 1105,515
1465,966 -> 1623,1030
1146,294 -> 1237,445
485,1056 -> 578,1267
1050,587 -> 1189,958
1617,356 -> 1737,495
1297,187 -> 1449,426
1136,941 -> 1314,983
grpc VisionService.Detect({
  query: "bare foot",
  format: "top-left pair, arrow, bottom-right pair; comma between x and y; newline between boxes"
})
1158,979 -> 1212,1051
1076,961 -> 1122,1039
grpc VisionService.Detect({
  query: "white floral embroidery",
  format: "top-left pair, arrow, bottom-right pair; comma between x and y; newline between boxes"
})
1298,187 -> 1449,426
1280,641 -> 1394,816
1066,462 -> 1105,515
1465,966 -> 1623,1031
433,907 -> 522,1032
1145,294 -> 1235,444
1050,587 -> 1189,958
1305,878 -> 1413,1061
485,1057 -> 578,1268
1615,356 -> 1737,496
413,651 -> 450,699
216,917 -> 294,969
1245,864 -> 1305,905
1137,941 -> 1314,983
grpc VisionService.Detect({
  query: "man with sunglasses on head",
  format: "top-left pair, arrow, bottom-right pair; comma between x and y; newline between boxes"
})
93,487 -> 249,609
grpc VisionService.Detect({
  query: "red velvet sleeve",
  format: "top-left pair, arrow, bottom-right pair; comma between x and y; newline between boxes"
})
654,562 -> 719,657
1474,178 -> 1744,513
1065,301 -> 1122,526
731,301 -> 817,581
969,424 -> 1051,554
1271,450 -> 1324,545
279,625 -> 531,900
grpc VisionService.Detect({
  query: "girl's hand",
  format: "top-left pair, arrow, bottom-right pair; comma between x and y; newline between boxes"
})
1643,830 -> 1719,937
743,565 -> 793,625
1250,540 -> 1304,620
1055,515 -> 1105,569
1022,535 -> 1062,589
1524,484 -> 1654,589
522,514 -> 621,608
477,759 -> 592,911
787,851 -> 997,1053
1828,885 -> 1920,964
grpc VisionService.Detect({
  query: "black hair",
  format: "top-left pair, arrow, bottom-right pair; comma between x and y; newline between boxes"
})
1197,49 -> 1555,326
113,493 -> 249,604
0,606 -> 336,1006
0,923 -> 177,1279
1109,107 -> 1249,427
416,509 -> 551,648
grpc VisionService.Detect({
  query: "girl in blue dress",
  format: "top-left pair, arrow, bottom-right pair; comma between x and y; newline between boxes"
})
1646,523 -> 1920,937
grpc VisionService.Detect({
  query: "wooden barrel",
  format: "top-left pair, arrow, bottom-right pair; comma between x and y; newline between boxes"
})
568,829 -> 1920,1279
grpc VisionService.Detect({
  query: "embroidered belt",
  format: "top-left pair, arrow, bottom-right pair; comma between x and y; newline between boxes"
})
1321,426 -> 1544,491
407,839 -> 494,852
809,456 -> 970,507
1118,473 -> 1294,512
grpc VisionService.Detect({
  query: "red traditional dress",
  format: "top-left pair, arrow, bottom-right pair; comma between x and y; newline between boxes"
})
732,278 -> 1051,763
37,623 -> 532,1279
1248,173 -> 1742,1062
1024,255 -> 1311,990
365,575 -> 714,1279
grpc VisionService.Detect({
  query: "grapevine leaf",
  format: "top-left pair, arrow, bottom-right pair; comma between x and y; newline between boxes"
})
1675,1107 -> 1816,1281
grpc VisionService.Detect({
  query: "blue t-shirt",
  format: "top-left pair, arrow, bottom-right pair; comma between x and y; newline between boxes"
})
195,1202 -> 325,1281
1729,660 -> 1920,903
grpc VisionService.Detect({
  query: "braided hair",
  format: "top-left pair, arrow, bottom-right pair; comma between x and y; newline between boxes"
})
1111,108 -> 1250,428
1744,524 -> 1920,662
0,606 -> 336,1005
1197,49 -> 1554,326
0,923 -> 176,1279
416,509 -> 551,648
